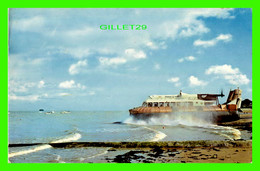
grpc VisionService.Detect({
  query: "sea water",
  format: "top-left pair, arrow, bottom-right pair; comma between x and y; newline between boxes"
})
8,111 -> 249,163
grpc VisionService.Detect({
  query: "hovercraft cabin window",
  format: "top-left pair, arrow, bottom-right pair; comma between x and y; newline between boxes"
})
154,102 -> 158,107
142,102 -> 147,107
148,102 -> 153,107
159,102 -> 164,107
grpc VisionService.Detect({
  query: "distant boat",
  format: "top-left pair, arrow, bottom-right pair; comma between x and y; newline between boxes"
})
39,109 -> 44,111
45,111 -> 55,114
60,111 -> 71,114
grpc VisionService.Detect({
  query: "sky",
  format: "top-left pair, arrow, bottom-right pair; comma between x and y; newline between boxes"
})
8,8 -> 252,111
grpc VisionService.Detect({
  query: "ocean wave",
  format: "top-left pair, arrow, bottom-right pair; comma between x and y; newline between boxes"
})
143,126 -> 167,142
51,133 -> 81,143
123,118 -> 167,141
194,125 -> 241,140
8,144 -> 52,158
8,133 -> 82,158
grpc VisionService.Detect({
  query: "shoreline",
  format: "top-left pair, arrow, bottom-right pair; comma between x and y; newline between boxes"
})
9,140 -> 252,163
9,114 -> 252,163
57,113 -> 252,163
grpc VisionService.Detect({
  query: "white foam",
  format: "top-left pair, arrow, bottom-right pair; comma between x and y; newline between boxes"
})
215,125 -> 241,140
51,133 -> 81,143
125,114 -> 241,141
8,144 -> 52,158
143,126 -> 167,142
199,124 -> 241,140
124,112 -> 213,127
8,133 -> 82,158
124,117 -> 167,141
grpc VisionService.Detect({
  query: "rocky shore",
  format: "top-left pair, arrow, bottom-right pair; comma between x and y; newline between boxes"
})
45,140 -> 252,163
103,145 -> 252,163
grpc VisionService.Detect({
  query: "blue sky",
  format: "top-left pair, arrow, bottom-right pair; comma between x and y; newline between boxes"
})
8,8 -> 252,111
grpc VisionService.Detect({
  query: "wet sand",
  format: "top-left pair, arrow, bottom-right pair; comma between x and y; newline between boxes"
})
100,146 -> 252,163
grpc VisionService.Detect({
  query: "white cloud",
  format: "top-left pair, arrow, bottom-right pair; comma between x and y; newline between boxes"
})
61,48 -> 91,59
58,80 -> 86,89
66,27 -> 94,37
9,80 -> 45,93
38,80 -> 45,88
189,76 -> 208,86
125,49 -> 146,59
9,81 -> 30,93
178,56 -> 196,63
146,41 -> 159,50
186,8 -> 234,19
193,39 -> 216,47
9,93 -> 48,102
99,57 -> 127,67
58,93 -> 71,96
30,57 -> 50,65
216,34 -> 232,42
223,74 -> 250,85
205,64 -> 239,75
205,64 -> 250,85
193,34 -> 232,48
10,9 -> 236,74
168,77 -> 182,87
11,16 -> 45,32
168,77 -> 180,83
99,48 -> 146,67
179,20 -> 210,37
11,9 -> 235,55
69,60 -> 87,75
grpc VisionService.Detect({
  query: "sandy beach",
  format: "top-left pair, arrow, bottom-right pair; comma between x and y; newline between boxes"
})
101,146 -> 252,163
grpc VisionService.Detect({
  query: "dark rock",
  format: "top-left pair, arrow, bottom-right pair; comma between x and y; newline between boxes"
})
112,150 -> 145,163
108,149 -> 116,151
168,153 -> 176,157
213,148 -> 220,151
143,160 -> 152,163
